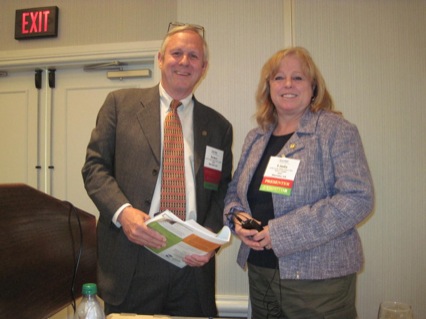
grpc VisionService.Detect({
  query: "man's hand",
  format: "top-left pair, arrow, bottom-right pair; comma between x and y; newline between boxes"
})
118,206 -> 166,249
184,250 -> 215,267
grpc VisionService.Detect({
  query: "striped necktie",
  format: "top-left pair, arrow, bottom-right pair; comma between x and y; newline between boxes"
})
160,99 -> 186,220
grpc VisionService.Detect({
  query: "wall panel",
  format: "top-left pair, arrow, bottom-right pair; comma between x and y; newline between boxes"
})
294,1 -> 426,318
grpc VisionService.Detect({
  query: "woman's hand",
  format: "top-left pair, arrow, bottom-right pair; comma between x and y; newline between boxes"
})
252,225 -> 272,250
234,212 -> 272,251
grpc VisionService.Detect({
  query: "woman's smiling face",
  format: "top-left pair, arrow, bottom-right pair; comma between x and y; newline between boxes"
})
269,54 -> 313,118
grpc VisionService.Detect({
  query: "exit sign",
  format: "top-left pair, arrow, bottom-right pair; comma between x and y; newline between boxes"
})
15,6 -> 59,40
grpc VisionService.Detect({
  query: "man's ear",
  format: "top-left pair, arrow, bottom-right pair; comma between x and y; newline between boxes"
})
201,60 -> 209,74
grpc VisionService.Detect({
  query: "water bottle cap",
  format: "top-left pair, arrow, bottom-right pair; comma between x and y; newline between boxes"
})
82,283 -> 98,295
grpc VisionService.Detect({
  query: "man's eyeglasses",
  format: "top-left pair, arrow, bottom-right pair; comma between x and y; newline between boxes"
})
168,22 -> 205,38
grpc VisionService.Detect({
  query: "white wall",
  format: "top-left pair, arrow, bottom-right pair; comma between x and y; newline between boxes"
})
293,1 -> 426,318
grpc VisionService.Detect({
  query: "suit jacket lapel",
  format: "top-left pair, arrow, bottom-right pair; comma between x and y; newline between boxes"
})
193,98 -> 207,178
281,109 -> 318,157
136,85 -> 161,163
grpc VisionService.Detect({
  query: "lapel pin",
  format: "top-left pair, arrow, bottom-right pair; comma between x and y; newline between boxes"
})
290,143 -> 296,149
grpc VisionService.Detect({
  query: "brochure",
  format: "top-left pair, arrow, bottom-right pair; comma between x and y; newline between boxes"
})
145,210 -> 231,268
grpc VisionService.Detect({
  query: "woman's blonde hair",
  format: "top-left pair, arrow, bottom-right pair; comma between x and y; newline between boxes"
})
255,47 -> 339,130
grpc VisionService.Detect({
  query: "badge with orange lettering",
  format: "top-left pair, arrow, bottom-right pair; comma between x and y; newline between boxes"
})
260,156 -> 300,195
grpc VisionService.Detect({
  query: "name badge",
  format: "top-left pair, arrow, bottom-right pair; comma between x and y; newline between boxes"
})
259,156 -> 300,196
204,146 -> 224,191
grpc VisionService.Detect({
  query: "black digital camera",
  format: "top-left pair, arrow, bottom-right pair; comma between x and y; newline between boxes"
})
240,218 -> 264,231
227,211 -> 264,231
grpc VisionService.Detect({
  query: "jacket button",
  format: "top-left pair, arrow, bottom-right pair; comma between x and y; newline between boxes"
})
152,169 -> 158,176
144,199 -> 151,206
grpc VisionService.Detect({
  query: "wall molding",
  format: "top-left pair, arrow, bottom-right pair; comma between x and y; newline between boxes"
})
0,40 -> 162,71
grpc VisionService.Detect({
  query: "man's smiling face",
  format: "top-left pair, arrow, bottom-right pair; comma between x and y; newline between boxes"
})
158,30 -> 207,100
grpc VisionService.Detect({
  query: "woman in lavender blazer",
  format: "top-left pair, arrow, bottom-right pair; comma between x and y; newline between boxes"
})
224,47 -> 374,319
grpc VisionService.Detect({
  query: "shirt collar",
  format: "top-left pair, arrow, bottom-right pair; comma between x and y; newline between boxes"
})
159,83 -> 193,110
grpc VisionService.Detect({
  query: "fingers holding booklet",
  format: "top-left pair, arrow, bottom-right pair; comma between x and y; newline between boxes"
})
145,210 -> 231,268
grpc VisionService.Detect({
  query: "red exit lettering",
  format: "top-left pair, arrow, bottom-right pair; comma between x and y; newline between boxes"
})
15,6 -> 59,40
22,10 -> 50,34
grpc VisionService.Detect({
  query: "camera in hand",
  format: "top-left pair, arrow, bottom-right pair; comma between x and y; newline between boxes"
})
226,211 -> 264,232
241,218 -> 264,231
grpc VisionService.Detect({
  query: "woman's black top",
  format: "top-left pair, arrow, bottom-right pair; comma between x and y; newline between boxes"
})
247,133 -> 293,269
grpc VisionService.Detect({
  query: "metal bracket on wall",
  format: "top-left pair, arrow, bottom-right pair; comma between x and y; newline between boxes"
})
83,60 -> 151,80
83,61 -> 127,71
35,69 -> 42,89
48,68 -> 56,88
107,69 -> 151,80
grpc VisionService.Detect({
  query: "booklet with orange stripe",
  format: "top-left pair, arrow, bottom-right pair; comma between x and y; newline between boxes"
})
145,210 -> 231,268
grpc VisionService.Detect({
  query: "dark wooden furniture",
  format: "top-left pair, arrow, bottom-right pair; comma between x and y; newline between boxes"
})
0,184 -> 97,318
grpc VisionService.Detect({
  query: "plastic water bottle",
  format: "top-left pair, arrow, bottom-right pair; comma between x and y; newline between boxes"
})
74,283 -> 105,319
